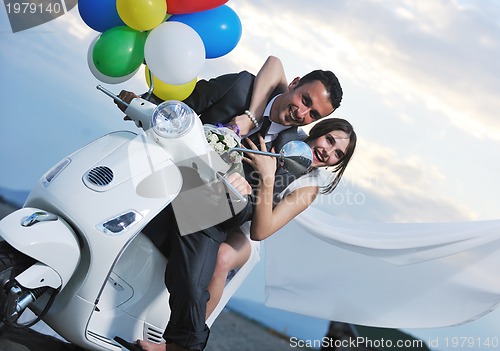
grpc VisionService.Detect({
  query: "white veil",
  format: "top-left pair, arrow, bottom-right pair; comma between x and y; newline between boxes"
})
265,205 -> 500,328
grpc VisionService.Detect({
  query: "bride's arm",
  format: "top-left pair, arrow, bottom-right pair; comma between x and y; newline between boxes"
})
232,56 -> 288,136
244,135 -> 319,241
250,183 -> 318,241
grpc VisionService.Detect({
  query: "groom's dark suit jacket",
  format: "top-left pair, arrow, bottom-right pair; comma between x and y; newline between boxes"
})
182,70 -> 299,153
182,70 -> 309,200
144,71 -> 302,245
184,71 -> 305,194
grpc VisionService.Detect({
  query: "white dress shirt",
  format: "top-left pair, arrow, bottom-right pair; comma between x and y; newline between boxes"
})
246,95 -> 290,143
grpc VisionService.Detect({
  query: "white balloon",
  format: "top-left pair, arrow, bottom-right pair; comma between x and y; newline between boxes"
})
87,35 -> 139,84
144,21 -> 205,85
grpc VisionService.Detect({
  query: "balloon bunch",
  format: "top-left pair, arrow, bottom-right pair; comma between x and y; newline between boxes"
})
79,0 -> 242,100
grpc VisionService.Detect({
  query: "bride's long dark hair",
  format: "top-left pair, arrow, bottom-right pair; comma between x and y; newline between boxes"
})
304,118 -> 357,194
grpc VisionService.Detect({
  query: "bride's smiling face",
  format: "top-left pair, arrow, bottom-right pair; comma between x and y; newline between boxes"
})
308,130 -> 350,168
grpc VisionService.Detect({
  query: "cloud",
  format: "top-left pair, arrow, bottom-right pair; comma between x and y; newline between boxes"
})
1,1 -> 496,220
325,138 -> 474,222
222,0 -> 499,222
60,7 -> 94,40
230,0 -> 500,140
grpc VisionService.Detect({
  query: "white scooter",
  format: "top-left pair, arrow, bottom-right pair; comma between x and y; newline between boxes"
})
0,87 -> 261,350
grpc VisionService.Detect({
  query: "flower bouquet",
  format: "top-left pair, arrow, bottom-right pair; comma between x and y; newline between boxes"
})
204,124 -> 244,178
204,124 -> 242,165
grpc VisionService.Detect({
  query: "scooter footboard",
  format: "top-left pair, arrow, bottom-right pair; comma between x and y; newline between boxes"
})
0,207 -> 80,289
82,226 -> 260,348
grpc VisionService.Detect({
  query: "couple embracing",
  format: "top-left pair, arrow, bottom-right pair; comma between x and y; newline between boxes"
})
117,55 -> 357,351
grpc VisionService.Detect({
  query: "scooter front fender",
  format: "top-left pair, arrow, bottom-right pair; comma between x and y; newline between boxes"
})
0,208 -> 80,290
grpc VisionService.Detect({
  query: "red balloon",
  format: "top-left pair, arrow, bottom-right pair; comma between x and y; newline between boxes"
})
167,0 -> 227,14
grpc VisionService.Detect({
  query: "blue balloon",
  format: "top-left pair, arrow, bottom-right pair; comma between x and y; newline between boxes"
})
168,5 -> 242,59
78,0 -> 125,33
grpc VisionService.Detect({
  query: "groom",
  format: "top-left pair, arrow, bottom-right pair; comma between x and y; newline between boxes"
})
118,58 -> 342,154
116,59 -> 342,351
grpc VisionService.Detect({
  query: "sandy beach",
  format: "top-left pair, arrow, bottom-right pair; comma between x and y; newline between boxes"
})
0,201 -> 310,351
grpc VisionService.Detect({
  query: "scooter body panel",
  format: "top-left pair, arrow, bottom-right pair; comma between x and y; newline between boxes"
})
85,233 -> 171,348
0,207 -> 80,289
0,104 -> 262,350
13,131 -> 183,349
24,131 -> 183,303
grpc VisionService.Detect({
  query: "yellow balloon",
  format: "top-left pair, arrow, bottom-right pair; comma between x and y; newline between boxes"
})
145,67 -> 196,101
117,0 -> 167,31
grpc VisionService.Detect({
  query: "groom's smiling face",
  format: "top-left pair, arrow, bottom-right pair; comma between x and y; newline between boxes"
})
271,79 -> 334,127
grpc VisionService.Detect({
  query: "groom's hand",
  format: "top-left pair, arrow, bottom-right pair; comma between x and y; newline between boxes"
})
116,90 -> 139,120
230,114 -> 256,137
225,173 -> 251,197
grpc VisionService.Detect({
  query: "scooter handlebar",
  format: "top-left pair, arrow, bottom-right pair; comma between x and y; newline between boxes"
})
97,85 -> 156,130
96,85 -> 129,108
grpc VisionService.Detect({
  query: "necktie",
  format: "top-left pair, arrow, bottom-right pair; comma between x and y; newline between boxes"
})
246,117 -> 272,150
259,117 -> 272,138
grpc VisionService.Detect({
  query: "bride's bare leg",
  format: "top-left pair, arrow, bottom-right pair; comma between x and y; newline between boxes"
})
136,339 -> 167,350
137,340 -> 192,351
206,230 -> 251,319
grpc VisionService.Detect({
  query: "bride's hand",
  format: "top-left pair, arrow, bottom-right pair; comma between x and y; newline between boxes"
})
243,135 -> 277,182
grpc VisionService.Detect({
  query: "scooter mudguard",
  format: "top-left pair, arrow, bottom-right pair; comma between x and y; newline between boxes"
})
0,207 -> 80,290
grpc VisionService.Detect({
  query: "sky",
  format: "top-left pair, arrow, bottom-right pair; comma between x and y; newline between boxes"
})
1,0 -> 499,348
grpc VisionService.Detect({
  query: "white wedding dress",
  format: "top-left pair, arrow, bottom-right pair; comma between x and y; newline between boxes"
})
264,170 -> 500,328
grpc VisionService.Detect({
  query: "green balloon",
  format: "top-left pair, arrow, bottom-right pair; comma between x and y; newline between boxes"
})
93,26 -> 147,77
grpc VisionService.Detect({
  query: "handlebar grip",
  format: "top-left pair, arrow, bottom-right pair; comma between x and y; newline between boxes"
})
96,85 -> 130,108
216,172 -> 246,203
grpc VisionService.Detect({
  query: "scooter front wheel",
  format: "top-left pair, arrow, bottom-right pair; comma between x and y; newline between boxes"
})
0,241 -> 52,329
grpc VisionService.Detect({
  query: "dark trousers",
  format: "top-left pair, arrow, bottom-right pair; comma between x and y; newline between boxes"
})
142,201 -> 222,350
144,200 -> 252,350
163,223 -> 224,350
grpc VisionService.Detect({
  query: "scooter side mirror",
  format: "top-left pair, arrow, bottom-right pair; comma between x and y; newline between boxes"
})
228,140 -> 313,176
279,140 -> 313,175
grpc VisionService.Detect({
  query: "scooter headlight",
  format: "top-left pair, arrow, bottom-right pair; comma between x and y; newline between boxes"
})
151,101 -> 195,139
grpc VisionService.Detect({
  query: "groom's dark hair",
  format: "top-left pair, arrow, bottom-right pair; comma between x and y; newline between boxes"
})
297,70 -> 343,110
